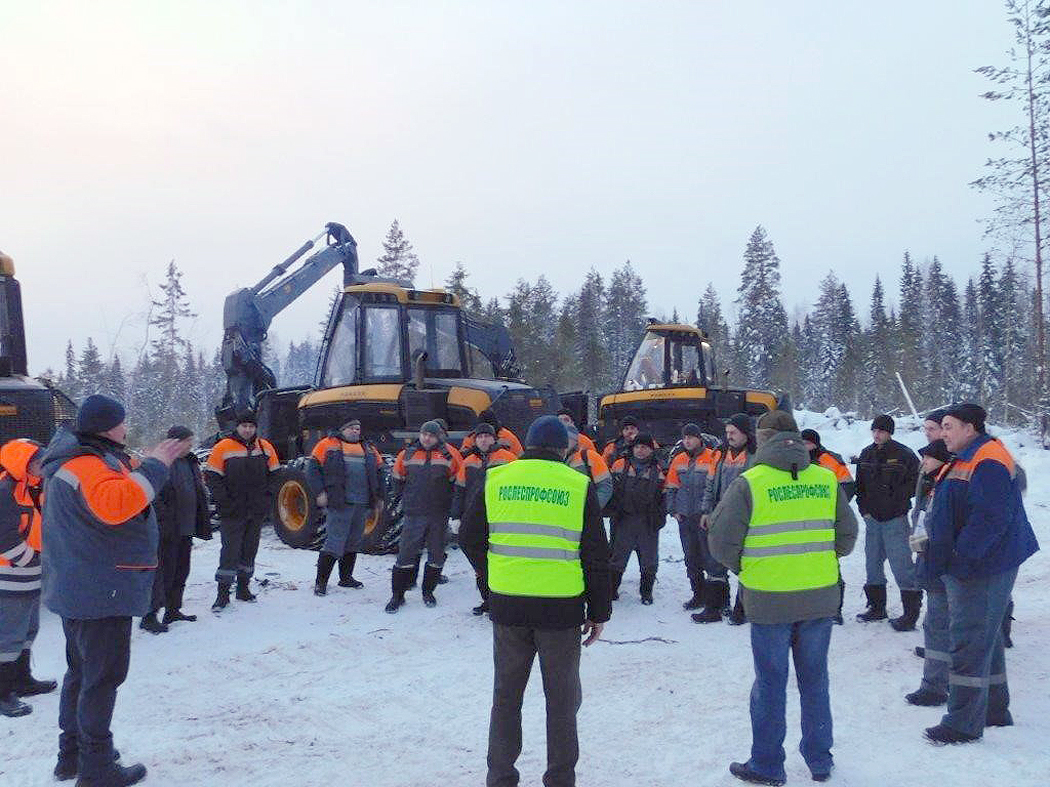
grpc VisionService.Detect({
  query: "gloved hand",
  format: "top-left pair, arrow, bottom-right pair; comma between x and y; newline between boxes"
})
449,519 -> 462,534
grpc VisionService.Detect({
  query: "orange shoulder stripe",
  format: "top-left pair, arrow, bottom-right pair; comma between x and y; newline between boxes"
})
61,455 -> 153,526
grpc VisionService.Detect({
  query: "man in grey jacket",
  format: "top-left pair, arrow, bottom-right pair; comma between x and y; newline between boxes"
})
708,410 -> 857,786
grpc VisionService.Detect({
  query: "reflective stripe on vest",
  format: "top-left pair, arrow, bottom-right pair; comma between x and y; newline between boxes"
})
485,459 -> 588,599
740,462 -> 839,593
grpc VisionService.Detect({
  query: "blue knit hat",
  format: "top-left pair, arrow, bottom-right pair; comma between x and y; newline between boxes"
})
525,416 -> 568,450
76,394 -> 126,435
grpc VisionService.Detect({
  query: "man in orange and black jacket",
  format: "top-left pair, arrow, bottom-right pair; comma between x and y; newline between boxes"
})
204,411 -> 279,612
0,438 -> 55,719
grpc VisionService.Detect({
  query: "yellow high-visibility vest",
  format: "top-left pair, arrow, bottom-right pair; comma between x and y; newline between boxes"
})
485,459 -> 588,598
739,462 -> 839,593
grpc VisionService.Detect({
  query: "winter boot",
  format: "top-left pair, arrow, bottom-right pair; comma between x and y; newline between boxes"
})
235,575 -> 257,602
610,569 -> 623,601
162,609 -> 197,624
138,612 -> 169,635
639,572 -> 656,605
986,709 -> 1014,727
729,761 -> 785,786
692,580 -> 729,624
337,553 -> 363,588
75,762 -> 148,786
0,662 -> 31,717
727,589 -> 747,625
834,579 -> 845,625
905,688 -> 947,707
890,589 -> 923,632
924,724 -> 979,745
211,583 -> 231,613
422,563 -> 442,607
12,650 -> 57,696
385,566 -> 411,613
55,749 -> 121,781
1003,600 -> 1014,648
408,558 -> 420,589
315,553 -> 337,596
473,576 -> 490,615
856,584 -> 887,622
683,577 -> 705,611
915,646 -> 925,659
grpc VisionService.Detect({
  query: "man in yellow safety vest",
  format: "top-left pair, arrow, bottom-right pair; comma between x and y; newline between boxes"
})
460,415 -> 612,787
708,410 -> 857,787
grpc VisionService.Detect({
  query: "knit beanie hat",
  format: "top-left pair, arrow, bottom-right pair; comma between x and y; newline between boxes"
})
473,422 -> 496,437
944,403 -> 987,433
919,439 -> 952,464
800,428 -> 821,447
75,394 -> 126,435
681,423 -> 702,438
871,414 -> 895,434
756,410 -> 798,433
633,432 -> 656,449
420,420 -> 443,437
924,409 -> 947,426
167,425 -> 194,441
525,416 -> 569,450
621,415 -> 638,428
727,413 -> 753,436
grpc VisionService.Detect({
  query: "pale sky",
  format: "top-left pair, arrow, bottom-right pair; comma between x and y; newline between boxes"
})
1,1 -> 1019,375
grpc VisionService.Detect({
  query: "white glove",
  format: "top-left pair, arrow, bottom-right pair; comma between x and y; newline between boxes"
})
908,533 -> 928,552
449,519 -> 462,534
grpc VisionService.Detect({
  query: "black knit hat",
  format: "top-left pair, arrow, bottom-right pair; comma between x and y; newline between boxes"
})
473,422 -> 496,437
621,415 -> 638,428
166,425 -> 194,441
480,409 -> 500,429
236,410 -> 258,426
75,394 -> 126,435
871,414 -> 895,434
681,423 -> 702,438
525,416 -> 568,450
924,409 -> 947,426
633,432 -> 656,449
800,429 -> 821,447
919,439 -> 952,464
727,413 -> 753,435
340,418 -> 361,430
944,403 -> 987,433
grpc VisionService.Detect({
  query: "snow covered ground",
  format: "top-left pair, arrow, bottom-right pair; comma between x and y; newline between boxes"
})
1,411 -> 1047,787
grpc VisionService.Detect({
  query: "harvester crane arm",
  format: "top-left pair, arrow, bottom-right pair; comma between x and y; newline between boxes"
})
216,222 -> 367,430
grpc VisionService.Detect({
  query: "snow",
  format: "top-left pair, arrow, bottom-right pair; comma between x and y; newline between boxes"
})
2,413 -> 1047,787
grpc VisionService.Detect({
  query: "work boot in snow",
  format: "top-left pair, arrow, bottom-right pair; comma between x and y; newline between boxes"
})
55,749 -> 121,781
0,662 -> 31,717
138,612 -> 168,635
385,566 -> 412,613
905,688 -> 947,707
235,575 -> 256,602
915,646 -> 925,658
728,761 -> 785,786
76,762 -> 147,786
856,583 -> 887,622
211,583 -> 231,613
682,577 -> 705,611
692,579 -> 729,624
727,589 -> 747,625
337,553 -> 363,588
890,589 -> 923,631
12,649 -> 57,696
407,558 -> 420,589
639,572 -> 655,605
315,553 -> 337,596
924,724 -> 979,745
421,563 -> 442,607
834,579 -> 845,625
610,569 -> 623,601
161,609 -> 197,624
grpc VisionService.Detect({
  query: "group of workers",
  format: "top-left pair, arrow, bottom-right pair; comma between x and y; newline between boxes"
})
0,390 -> 1039,787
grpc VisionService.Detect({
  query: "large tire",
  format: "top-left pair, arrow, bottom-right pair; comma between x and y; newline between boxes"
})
271,466 -> 324,549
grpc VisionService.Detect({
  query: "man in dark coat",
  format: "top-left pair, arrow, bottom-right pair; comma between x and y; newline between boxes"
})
608,433 -> 665,605
140,426 -> 211,633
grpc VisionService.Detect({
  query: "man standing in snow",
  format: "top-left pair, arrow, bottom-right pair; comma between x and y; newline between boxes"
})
460,415 -> 611,787
41,394 -> 188,786
853,414 -> 921,630
607,433 -> 665,605
708,410 -> 857,786
921,404 -> 1038,745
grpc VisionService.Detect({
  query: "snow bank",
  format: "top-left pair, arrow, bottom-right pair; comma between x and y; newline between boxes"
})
1,412 -> 1047,786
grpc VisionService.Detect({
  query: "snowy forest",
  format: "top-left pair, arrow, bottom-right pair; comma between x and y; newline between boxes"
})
41,219 -> 1045,445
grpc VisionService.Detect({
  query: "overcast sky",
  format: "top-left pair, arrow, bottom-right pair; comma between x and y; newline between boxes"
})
1,1 -> 1020,375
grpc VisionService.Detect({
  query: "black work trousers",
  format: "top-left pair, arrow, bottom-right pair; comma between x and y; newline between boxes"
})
150,535 -> 192,612
488,623 -> 583,787
215,516 -> 262,584
57,616 -> 132,780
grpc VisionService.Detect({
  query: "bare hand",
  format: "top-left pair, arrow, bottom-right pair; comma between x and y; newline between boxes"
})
317,492 -> 328,508
581,620 -> 603,647
700,515 -> 710,531
146,438 -> 191,467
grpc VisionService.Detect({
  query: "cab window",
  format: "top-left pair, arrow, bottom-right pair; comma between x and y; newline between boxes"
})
363,306 -> 403,380
321,300 -> 359,387
407,307 -> 464,377
624,332 -> 666,390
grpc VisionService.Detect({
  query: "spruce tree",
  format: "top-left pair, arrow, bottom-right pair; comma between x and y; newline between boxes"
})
697,283 -> 732,381
576,269 -> 612,394
77,339 -> 105,397
445,262 -> 483,313
375,220 -> 420,284
863,277 -> 898,415
977,253 -> 1004,403
897,252 -> 925,396
956,279 -> 983,402
734,226 -> 788,389
605,261 -> 648,382
62,340 -> 79,401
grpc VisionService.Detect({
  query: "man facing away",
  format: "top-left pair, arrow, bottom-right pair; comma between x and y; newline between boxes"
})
460,415 -> 611,787
708,410 -> 857,786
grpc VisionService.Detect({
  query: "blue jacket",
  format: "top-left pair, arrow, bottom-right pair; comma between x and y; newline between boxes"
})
923,433 -> 1038,582
40,429 -> 169,619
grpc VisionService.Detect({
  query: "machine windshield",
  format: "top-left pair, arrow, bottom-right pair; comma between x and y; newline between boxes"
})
623,331 -> 706,390
407,307 -> 463,376
363,306 -> 403,380
624,332 -> 666,390
670,338 -> 704,386
321,299 -> 359,387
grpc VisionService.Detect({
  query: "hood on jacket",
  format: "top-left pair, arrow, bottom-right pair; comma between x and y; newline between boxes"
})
0,439 -> 43,482
40,428 -> 82,480
753,430 -> 811,477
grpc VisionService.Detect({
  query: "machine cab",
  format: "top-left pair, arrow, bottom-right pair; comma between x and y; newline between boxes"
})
318,284 -> 495,387
621,323 -> 713,391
